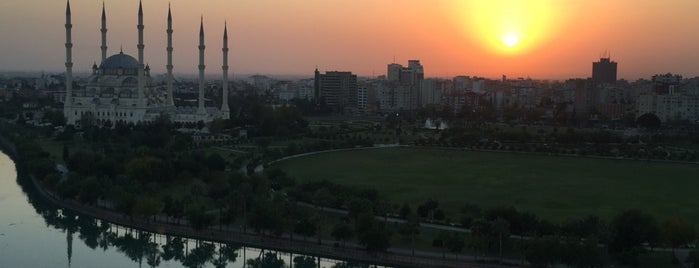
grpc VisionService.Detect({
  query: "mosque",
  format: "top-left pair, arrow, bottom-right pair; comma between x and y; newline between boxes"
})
63,0 -> 230,126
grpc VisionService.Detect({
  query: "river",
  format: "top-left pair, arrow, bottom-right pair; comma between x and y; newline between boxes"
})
0,151 -> 385,268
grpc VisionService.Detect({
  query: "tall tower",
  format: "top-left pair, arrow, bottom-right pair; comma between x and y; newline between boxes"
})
64,0 -> 73,119
136,0 -> 146,108
592,55 -> 617,84
221,21 -> 230,119
100,2 -> 107,63
314,67 -> 320,101
166,3 -> 174,106
197,17 -> 206,114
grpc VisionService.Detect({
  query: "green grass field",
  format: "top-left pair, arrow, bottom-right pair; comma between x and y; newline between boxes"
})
275,147 -> 699,224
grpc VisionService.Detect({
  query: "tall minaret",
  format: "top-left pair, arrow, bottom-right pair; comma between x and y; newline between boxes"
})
136,0 -> 146,108
166,3 -> 174,106
100,2 -> 107,63
221,21 -> 230,119
197,16 -> 206,114
64,0 -> 73,120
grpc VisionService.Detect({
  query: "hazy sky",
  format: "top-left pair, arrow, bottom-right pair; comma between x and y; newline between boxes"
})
1,0 -> 699,80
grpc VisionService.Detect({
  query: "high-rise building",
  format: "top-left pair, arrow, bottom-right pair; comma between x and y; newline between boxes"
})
383,60 -> 425,110
420,78 -> 448,106
387,63 -> 402,82
592,57 -> 617,84
316,71 -> 358,108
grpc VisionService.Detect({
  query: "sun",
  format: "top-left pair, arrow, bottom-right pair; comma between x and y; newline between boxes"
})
503,33 -> 519,47
454,0 -> 564,55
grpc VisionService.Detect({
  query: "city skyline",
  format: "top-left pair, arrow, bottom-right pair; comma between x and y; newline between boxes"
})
2,0 -> 699,80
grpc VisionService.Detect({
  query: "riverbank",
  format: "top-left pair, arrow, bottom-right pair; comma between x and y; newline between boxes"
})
0,135 -> 516,268
29,175 -> 513,268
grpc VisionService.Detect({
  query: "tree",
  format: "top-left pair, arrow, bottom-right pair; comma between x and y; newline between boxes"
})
331,223 -> 354,247
247,197 -> 284,236
205,153 -> 227,171
62,144 -> 69,163
433,209 -> 446,221
312,188 -> 333,244
432,231 -> 448,259
293,256 -> 316,268
185,203 -> 215,231
43,109 -> 67,126
398,213 -> 420,256
375,200 -> 392,223
609,210 -> 660,264
417,199 -> 439,219
661,217 -> 696,253
399,203 -> 412,219
212,243 -> 239,268
636,113 -> 661,130
686,250 -> 699,268
347,197 -> 374,220
246,252 -> 284,268
125,156 -> 163,182
294,218 -> 316,240
492,217 -> 510,261
525,237 -> 560,268
182,242 -> 215,268
355,213 -> 391,252
560,237 -> 607,268
444,232 -> 466,258
237,181 -> 253,232
469,218 -> 491,260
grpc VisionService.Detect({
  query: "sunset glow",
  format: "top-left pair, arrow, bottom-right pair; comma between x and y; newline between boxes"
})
1,0 -> 699,79
458,0 -> 561,55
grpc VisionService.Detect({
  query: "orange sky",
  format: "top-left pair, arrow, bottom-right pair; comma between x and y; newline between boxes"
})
1,0 -> 698,80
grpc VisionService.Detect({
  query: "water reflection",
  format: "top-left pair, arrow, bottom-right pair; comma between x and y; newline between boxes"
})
2,151 -> 387,268
51,210 -> 250,268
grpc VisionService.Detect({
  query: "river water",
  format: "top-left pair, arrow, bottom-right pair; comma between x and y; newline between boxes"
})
0,152 -> 381,268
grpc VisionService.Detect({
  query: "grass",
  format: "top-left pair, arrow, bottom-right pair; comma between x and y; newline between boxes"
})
275,147 -> 699,224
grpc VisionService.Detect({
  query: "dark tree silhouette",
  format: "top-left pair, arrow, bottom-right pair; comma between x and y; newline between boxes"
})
636,113 -> 661,129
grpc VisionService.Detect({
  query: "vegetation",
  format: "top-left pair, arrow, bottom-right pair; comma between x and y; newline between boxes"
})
277,147 -> 699,224
3,83 -> 699,267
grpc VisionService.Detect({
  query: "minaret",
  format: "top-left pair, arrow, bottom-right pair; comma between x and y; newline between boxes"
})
166,3 -> 174,106
100,2 -> 107,63
64,0 -> 73,120
221,21 -> 230,119
197,16 -> 206,114
136,0 -> 146,108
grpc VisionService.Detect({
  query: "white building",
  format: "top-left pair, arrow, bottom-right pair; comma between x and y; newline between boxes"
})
357,86 -> 368,111
638,94 -> 699,123
63,1 -> 230,126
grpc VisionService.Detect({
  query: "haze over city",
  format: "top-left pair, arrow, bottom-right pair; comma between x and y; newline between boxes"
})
5,0 -> 699,267
2,0 -> 699,79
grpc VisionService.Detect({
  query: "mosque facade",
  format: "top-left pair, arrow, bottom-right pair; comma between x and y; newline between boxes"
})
63,0 -> 230,125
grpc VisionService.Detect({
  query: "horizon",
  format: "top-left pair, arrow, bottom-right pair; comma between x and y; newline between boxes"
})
1,0 -> 699,80
1,69 -> 693,83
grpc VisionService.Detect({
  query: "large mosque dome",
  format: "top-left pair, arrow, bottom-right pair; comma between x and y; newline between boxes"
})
101,51 -> 138,69
63,0 -> 229,125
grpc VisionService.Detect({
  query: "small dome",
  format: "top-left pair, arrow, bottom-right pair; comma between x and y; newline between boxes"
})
101,52 -> 138,69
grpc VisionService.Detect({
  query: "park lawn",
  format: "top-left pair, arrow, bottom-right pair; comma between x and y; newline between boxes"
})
276,147 -> 699,224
